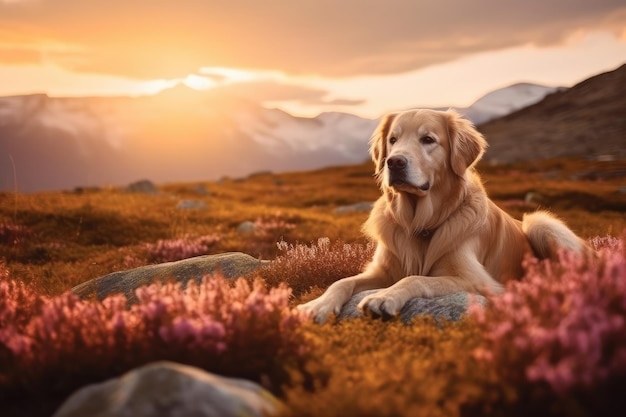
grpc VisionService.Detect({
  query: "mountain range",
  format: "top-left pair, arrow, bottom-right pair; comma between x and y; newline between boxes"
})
479,63 -> 626,164
0,64 -> 623,193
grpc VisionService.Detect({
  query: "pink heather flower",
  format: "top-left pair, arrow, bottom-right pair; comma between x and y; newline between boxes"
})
472,235 -> 626,396
589,235 -> 622,251
0,330 -> 32,357
1,270 -> 308,393
160,317 -> 195,343
253,212 -> 296,238
144,234 -> 221,262
0,221 -> 30,245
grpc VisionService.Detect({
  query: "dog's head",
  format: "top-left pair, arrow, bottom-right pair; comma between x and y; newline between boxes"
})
369,109 -> 487,196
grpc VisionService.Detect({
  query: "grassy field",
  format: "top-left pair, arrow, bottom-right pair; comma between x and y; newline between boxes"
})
1,157 -> 625,416
2,157 -> 625,295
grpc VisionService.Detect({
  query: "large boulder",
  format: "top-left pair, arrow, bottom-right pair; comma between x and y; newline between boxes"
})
72,252 -> 266,303
338,290 -> 486,324
53,361 -> 280,417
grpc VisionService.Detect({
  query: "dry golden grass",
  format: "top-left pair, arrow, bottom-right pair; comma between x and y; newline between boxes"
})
281,318 -> 493,417
1,157 -> 625,417
1,157 -> 625,296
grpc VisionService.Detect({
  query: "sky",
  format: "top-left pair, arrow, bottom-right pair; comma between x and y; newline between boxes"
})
0,0 -> 625,119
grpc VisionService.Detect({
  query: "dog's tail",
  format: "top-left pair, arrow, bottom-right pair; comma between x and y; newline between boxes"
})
522,211 -> 594,261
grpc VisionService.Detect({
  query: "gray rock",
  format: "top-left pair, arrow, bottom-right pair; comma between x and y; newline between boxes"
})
72,252 -> 266,303
53,361 -> 280,417
72,186 -> 102,194
236,221 -> 256,235
335,202 -> 374,213
338,290 -> 486,325
176,200 -> 207,210
192,184 -> 211,195
125,180 -> 159,194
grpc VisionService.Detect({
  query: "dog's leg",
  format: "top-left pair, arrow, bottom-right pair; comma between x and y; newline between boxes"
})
298,270 -> 390,324
358,267 -> 501,318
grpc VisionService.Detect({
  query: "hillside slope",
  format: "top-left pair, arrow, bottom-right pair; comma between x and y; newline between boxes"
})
479,64 -> 626,163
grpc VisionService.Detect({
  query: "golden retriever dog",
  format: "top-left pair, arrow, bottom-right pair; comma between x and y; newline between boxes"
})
298,109 -> 593,323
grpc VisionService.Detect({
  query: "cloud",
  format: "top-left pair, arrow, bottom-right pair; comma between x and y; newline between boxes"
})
210,80 -> 327,101
206,79 -> 364,108
0,46 -> 40,64
322,98 -> 365,106
0,0 -> 625,79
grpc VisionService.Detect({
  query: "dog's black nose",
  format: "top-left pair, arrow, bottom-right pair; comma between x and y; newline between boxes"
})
387,155 -> 407,171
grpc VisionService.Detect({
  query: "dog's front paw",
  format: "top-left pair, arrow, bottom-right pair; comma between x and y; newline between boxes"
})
297,297 -> 343,324
358,291 -> 402,319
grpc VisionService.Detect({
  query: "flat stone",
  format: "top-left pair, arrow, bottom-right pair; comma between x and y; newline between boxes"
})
236,221 -> 256,235
338,289 -> 486,324
176,200 -> 207,210
335,202 -> 374,213
72,252 -> 266,303
125,180 -> 159,194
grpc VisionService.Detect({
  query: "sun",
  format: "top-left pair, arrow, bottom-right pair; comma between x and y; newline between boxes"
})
182,74 -> 217,90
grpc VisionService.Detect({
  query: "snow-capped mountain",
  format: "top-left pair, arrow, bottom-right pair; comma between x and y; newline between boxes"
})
463,83 -> 564,124
443,83 -> 563,125
233,108 -> 376,155
0,82 -> 559,192
0,90 -> 378,192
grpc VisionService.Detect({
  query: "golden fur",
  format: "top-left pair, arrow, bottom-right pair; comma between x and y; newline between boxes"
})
298,109 -> 593,323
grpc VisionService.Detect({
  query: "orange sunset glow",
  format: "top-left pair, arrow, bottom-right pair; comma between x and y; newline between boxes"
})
1,0 -> 625,193
2,4 -> 626,417
0,0 -> 624,117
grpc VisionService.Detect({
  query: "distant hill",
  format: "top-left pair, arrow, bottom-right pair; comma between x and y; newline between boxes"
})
479,64 -> 626,164
444,83 -> 563,125
0,91 -> 376,192
0,78 -> 574,192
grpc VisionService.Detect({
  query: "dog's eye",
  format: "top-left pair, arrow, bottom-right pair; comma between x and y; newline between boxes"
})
389,137 -> 397,145
420,136 -> 436,145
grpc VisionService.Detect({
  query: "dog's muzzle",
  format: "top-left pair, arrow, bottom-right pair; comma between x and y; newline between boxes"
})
386,155 -> 430,192
387,155 -> 408,185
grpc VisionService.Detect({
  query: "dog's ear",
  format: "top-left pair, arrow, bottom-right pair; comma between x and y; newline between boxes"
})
446,110 -> 488,176
369,113 -> 397,179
